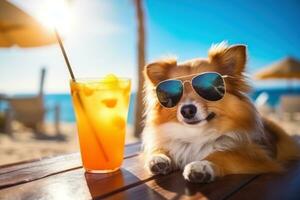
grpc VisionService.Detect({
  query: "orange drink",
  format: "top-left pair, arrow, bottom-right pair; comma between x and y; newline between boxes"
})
70,75 -> 131,173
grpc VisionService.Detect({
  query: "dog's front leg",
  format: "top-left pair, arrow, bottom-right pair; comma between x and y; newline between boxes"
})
183,160 -> 218,183
183,146 -> 282,183
146,151 -> 173,175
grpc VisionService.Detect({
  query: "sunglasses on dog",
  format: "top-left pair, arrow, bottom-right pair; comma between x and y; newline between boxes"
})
155,72 -> 228,108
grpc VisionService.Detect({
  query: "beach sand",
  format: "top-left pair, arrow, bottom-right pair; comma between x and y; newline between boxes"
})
0,114 -> 299,166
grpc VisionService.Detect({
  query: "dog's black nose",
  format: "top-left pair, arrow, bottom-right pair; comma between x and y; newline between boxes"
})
180,104 -> 197,119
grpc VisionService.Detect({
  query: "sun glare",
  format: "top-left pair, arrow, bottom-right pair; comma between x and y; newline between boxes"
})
36,0 -> 73,36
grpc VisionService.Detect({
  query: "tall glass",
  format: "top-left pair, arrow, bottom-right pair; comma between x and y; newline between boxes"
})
70,76 -> 131,173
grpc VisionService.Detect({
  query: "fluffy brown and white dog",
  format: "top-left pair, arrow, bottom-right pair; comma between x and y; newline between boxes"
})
142,42 -> 300,183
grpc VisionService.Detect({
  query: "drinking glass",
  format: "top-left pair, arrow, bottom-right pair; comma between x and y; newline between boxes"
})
70,76 -> 131,173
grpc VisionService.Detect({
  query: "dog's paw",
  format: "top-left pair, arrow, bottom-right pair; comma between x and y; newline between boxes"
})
147,154 -> 172,175
183,160 -> 216,183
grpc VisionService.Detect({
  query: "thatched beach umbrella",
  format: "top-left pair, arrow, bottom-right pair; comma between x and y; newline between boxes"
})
0,0 -> 56,48
255,57 -> 300,94
255,57 -> 300,79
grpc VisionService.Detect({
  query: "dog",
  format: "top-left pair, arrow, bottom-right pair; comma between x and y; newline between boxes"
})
142,42 -> 300,183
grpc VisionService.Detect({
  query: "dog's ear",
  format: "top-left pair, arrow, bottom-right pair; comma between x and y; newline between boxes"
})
209,43 -> 247,75
144,59 -> 177,85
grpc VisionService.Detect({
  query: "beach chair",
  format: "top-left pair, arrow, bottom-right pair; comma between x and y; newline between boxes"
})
279,95 -> 300,121
255,92 -> 273,115
5,68 -> 61,134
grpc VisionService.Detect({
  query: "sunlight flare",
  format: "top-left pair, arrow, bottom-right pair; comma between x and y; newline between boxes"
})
35,0 -> 74,36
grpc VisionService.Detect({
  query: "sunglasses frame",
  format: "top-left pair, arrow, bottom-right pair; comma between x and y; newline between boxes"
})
155,72 -> 230,108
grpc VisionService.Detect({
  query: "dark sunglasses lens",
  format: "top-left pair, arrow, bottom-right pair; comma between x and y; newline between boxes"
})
156,80 -> 183,108
192,73 -> 225,101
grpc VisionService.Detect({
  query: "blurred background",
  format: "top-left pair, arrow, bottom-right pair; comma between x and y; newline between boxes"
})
0,0 -> 299,165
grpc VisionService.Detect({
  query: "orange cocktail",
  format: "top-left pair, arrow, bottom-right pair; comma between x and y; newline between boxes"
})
70,75 -> 131,173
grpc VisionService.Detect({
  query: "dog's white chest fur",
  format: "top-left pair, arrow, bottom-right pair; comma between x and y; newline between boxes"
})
143,122 -> 240,169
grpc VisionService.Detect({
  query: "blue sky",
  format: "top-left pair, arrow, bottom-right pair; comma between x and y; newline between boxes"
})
1,0 -> 300,94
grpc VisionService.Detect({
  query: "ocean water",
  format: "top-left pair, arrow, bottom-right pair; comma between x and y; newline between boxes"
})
250,88 -> 300,107
2,88 -> 298,124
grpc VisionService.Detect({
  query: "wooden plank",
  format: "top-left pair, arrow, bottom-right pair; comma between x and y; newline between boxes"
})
103,171 -> 257,200
0,142 -> 141,189
228,160 -> 300,200
0,157 -> 47,169
0,155 -> 151,200
0,153 -> 80,174
0,152 -> 257,200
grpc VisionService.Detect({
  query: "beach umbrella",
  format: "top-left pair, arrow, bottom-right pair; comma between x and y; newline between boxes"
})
255,57 -> 300,79
0,0 -> 56,48
254,57 -> 300,94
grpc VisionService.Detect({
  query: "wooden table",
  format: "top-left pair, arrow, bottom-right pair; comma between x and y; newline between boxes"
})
1,142 -> 300,200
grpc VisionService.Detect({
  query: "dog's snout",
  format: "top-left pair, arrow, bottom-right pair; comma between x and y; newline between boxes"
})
180,104 -> 197,119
